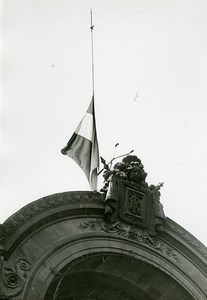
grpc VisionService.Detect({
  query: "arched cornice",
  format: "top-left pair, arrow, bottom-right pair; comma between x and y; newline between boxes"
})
0,191 -> 206,261
0,191 -> 104,253
0,191 -> 206,300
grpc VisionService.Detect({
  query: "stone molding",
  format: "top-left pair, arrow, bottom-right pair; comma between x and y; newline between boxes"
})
0,190 -> 206,300
0,191 -> 206,261
0,191 -> 104,246
166,218 -> 207,260
23,236 -> 206,300
79,219 -> 179,262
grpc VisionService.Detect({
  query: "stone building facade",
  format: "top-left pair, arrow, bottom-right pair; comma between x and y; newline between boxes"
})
0,177 -> 206,299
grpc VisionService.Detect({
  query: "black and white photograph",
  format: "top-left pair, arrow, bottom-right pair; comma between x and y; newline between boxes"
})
1,1 -> 207,299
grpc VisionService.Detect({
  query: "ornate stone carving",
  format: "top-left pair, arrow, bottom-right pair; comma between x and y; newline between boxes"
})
79,219 -> 179,262
123,188 -> 146,219
0,258 -> 32,299
100,155 -> 166,234
103,178 -> 165,235
101,155 -> 148,193
118,183 -> 149,225
0,192 -> 104,245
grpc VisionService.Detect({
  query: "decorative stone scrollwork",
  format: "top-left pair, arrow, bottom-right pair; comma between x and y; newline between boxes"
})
80,219 -> 179,262
0,258 -> 32,299
4,270 -> 20,289
100,155 -> 166,234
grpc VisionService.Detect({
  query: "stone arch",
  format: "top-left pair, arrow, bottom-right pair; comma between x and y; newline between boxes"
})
0,191 -> 206,300
46,253 -> 194,300
22,234 -> 202,300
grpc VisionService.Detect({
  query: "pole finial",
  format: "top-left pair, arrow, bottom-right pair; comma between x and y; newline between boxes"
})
90,9 -> 94,31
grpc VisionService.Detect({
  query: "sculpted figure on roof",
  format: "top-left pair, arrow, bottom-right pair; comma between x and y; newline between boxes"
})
100,154 -> 165,231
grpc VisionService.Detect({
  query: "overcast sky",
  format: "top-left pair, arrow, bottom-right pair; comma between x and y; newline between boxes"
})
1,0 -> 207,246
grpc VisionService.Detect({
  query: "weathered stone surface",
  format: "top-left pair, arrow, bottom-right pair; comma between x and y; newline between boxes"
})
0,191 -> 206,300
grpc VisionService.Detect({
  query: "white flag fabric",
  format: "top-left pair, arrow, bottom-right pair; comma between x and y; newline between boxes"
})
61,96 -> 99,190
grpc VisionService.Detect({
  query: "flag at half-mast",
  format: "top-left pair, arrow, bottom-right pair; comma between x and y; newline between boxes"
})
61,96 -> 99,190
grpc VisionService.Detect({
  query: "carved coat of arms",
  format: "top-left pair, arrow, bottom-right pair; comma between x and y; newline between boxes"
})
101,155 -> 165,235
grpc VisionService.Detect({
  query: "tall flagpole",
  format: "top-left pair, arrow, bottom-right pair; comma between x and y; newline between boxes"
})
90,9 -> 95,96
90,9 -> 100,191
